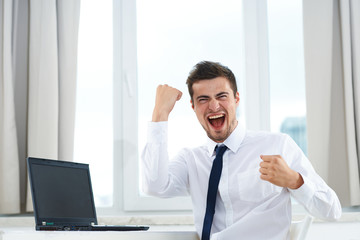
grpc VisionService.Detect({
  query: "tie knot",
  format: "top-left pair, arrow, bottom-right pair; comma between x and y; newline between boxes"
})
215,145 -> 227,156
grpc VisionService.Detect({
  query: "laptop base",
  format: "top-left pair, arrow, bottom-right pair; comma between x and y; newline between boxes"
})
37,225 -> 149,231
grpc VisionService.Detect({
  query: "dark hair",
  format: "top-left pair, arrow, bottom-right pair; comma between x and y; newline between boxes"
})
186,61 -> 238,102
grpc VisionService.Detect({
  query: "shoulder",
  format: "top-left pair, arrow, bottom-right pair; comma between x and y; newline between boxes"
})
241,130 -> 299,155
243,130 -> 290,145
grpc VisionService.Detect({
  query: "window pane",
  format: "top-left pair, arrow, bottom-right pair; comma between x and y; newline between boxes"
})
137,0 -> 245,160
267,0 -> 308,155
74,0 -> 113,207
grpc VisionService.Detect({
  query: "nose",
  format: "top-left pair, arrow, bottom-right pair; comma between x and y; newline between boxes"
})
208,99 -> 220,111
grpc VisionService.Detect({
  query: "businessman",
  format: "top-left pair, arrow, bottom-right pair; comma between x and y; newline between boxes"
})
142,61 -> 341,240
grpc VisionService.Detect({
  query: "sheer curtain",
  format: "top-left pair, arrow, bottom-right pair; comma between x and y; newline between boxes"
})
0,0 -> 21,214
339,0 -> 360,207
0,0 -> 80,214
26,0 -> 80,211
303,0 -> 360,207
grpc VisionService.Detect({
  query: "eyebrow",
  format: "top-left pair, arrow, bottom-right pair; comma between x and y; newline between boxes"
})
196,95 -> 210,100
196,92 -> 229,100
216,92 -> 229,97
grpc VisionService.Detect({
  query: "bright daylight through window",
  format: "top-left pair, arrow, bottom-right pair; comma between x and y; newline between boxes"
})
74,0 -> 113,207
267,0 -> 307,155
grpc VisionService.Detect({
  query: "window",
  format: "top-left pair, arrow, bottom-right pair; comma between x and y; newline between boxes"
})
267,0 -> 307,155
73,0 -> 307,213
133,0 -> 246,211
267,0 -> 307,213
74,0 -> 113,208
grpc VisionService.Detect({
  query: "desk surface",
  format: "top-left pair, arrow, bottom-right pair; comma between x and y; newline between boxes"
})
0,227 -> 200,240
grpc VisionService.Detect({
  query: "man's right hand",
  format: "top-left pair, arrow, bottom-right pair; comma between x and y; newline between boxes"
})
152,84 -> 183,122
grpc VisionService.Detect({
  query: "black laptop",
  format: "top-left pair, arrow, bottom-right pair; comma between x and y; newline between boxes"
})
27,157 -> 149,231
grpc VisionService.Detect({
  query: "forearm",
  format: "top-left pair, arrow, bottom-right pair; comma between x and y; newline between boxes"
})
141,142 -> 171,196
290,175 -> 342,220
141,121 -> 188,197
282,135 -> 342,220
141,121 -> 171,196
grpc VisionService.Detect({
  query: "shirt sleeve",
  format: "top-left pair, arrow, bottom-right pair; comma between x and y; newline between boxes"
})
141,121 -> 189,198
284,135 -> 342,220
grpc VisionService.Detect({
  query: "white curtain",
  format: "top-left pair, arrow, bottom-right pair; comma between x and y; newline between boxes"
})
0,0 -> 21,214
0,0 -> 80,214
26,0 -> 80,211
303,0 -> 360,207
339,0 -> 360,207
28,0 -> 80,160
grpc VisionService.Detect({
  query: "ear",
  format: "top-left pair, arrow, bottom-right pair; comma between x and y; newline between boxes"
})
235,92 -> 240,106
191,100 -> 195,110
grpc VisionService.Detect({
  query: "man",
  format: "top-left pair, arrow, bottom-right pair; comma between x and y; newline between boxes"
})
142,61 -> 341,240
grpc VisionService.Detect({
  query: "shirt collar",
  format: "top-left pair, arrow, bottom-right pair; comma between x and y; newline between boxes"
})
205,122 -> 246,157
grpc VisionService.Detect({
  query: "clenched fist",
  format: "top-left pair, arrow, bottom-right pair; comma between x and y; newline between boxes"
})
259,155 -> 304,189
152,84 -> 183,122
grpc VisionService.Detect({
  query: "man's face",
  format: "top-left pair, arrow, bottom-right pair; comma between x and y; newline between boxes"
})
191,77 -> 239,143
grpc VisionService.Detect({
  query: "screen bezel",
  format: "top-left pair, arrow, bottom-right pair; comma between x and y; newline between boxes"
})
27,157 -> 98,227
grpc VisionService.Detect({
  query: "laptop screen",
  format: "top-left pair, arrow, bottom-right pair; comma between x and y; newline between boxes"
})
28,158 -> 97,226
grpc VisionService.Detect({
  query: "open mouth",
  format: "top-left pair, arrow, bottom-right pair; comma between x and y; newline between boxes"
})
208,114 -> 225,128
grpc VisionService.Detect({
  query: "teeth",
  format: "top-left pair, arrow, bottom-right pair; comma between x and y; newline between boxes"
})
208,114 -> 224,119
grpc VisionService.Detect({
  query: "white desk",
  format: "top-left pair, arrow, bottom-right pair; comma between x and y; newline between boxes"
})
0,227 -> 200,240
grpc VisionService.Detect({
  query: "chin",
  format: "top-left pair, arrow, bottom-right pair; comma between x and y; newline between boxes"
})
207,132 -> 227,143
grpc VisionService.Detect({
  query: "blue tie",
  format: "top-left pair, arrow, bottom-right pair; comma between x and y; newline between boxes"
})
201,145 -> 228,240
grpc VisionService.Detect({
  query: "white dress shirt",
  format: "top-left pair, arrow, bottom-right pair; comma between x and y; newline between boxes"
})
141,121 -> 342,240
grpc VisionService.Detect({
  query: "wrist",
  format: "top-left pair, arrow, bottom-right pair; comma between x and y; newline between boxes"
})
289,172 -> 304,189
152,109 -> 169,122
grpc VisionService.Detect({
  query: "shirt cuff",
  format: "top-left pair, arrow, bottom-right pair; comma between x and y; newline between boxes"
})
288,174 -> 316,204
147,121 -> 168,143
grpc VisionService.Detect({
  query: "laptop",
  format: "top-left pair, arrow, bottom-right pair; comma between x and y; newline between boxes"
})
27,157 -> 149,231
